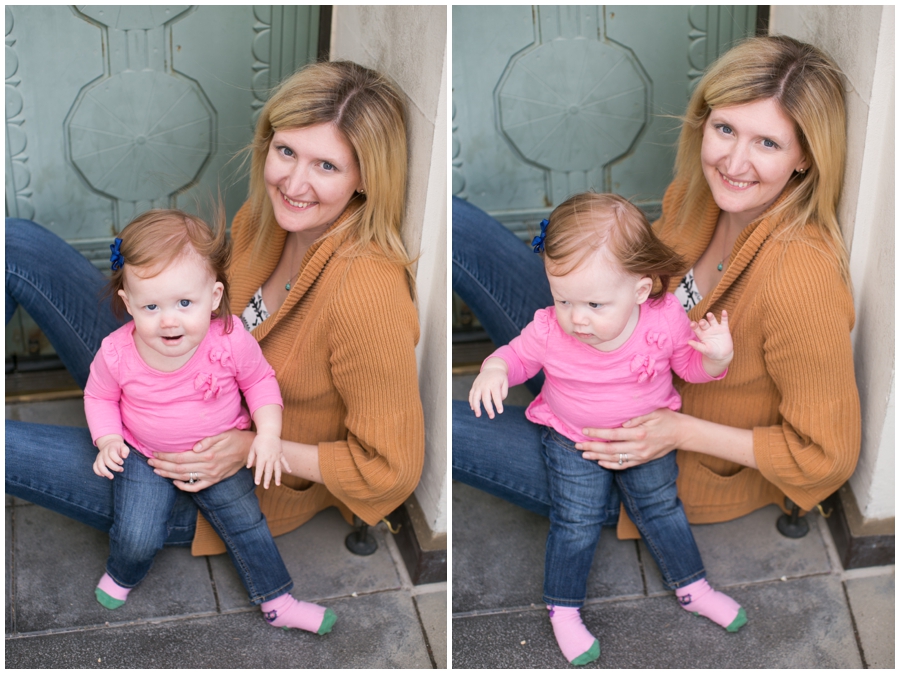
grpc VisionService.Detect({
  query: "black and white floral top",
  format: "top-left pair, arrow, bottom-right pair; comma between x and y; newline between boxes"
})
674,268 -> 702,313
240,287 -> 270,331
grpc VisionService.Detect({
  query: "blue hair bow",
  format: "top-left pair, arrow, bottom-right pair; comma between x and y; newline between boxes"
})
110,238 -> 124,271
532,219 -> 549,253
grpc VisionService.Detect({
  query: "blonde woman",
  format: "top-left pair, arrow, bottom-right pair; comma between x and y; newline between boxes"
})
453,34 -> 859,612
7,61 -> 424,619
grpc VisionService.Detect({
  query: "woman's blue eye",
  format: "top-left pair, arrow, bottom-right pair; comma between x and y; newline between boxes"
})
322,161 -> 335,171
179,299 -> 191,308
718,124 -> 733,135
278,145 -> 294,157
762,138 -> 778,149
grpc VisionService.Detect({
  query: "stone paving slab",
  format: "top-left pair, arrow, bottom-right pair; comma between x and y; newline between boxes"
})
210,507 -> 401,610
641,505 -> 834,594
6,507 -> 14,633
452,574 -> 861,668
845,570 -> 895,668
6,590 -> 432,668
453,482 -> 644,614
415,588 -> 449,668
5,397 -> 89,427
11,505 -> 215,634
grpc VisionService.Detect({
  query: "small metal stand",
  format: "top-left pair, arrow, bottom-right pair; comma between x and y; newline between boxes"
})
345,516 -> 378,555
776,497 -> 810,538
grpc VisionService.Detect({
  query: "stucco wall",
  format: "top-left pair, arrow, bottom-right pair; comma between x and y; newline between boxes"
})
330,6 -> 448,535
769,6 -> 895,521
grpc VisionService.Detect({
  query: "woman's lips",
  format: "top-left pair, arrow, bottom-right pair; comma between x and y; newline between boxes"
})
281,192 -> 315,209
718,170 -> 756,190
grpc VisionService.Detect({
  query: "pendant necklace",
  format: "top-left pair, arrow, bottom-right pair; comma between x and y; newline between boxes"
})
716,226 -> 729,272
285,237 -> 299,291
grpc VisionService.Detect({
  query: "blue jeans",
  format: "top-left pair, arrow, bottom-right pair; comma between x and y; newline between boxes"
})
5,219 -> 288,603
110,450 -> 292,604
542,428 -> 704,605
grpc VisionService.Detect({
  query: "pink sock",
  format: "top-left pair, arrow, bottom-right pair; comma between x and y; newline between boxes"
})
676,578 -> 747,631
548,605 -> 600,665
95,572 -> 131,609
260,593 -> 336,635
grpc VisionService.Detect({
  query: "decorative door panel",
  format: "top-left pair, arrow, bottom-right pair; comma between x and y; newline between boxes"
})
6,5 -> 321,358
452,5 -> 757,236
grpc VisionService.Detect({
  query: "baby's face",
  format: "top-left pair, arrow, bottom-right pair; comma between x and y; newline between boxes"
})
118,251 -> 223,372
546,250 -> 652,352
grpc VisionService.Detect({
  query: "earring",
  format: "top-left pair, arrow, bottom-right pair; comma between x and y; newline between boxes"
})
797,168 -> 806,174
357,188 -> 366,194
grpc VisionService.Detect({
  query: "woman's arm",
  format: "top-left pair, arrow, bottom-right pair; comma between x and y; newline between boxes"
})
576,408 -> 756,470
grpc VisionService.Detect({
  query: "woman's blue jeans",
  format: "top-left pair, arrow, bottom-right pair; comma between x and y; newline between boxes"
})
542,428 -> 704,605
5,218 -> 290,604
111,450 -> 292,604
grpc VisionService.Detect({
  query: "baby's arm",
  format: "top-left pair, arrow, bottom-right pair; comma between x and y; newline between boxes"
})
469,357 -> 510,419
687,311 -> 733,378
93,434 -> 130,479
246,403 -> 291,488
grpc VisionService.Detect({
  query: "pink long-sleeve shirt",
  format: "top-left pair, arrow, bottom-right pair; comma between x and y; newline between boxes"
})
84,316 -> 283,457
490,293 -> 725,443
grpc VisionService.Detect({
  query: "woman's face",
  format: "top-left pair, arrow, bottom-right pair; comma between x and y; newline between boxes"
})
701,98 -> 808,227
264,123 -> 362,239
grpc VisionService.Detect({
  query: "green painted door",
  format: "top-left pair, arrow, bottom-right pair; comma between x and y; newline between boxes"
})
452,5 -> 757,332
6,5 -> 322,358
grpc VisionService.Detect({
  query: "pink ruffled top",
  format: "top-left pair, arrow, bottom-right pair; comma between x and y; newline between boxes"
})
490,293 -> 725,443
84,316 -> 283,457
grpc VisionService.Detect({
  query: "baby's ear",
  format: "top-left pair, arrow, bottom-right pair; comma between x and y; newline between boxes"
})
211,281 -> 224,311
117,289 -> 133,315
635,277 -> 653,305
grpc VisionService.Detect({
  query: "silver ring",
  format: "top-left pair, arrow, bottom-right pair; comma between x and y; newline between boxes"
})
618,453 -> 627,466
189,472 -> 198,484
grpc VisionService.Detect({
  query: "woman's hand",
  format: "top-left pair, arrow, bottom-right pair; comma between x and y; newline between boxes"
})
148,428 -> 255,492
576,408 -> 685,470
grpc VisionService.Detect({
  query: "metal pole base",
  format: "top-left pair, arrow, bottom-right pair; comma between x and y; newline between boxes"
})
776,499 -> 810,538
345,519 -> 378,555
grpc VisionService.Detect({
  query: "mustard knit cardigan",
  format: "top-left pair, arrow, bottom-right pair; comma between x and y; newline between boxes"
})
617,180 -> 861,538
191,201 -> 425,556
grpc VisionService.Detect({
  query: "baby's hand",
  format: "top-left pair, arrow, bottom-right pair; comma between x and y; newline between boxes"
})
93,434 -> 130,479
246,434 -> 291,489
469,359 -> 509,420
688,310 -> 733,374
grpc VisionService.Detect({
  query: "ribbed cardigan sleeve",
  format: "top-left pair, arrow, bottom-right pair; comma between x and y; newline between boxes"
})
752,238 -> 860,509
317,255 -> 425,525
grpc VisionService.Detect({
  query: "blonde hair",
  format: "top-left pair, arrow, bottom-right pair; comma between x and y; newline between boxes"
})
542,193 -> 686,301
674,35 -> 849,282
107,208 -> 233,331
248,60 -> 415,298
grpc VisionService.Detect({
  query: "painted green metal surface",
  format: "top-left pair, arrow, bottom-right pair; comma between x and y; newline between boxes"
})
5,5 -> 320,358
452,5 -> 757,234
452,5 -> 756,333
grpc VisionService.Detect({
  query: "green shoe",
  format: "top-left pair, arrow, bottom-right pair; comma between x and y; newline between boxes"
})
570,639 -> 600,666
95,588 -> 126,610
317,608 -> 337,635
726,607 -> 747,633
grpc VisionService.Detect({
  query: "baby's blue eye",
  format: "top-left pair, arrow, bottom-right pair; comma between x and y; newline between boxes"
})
179,299 -> 191,308
589,302 -> 602,309
146,304 -> 157,311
